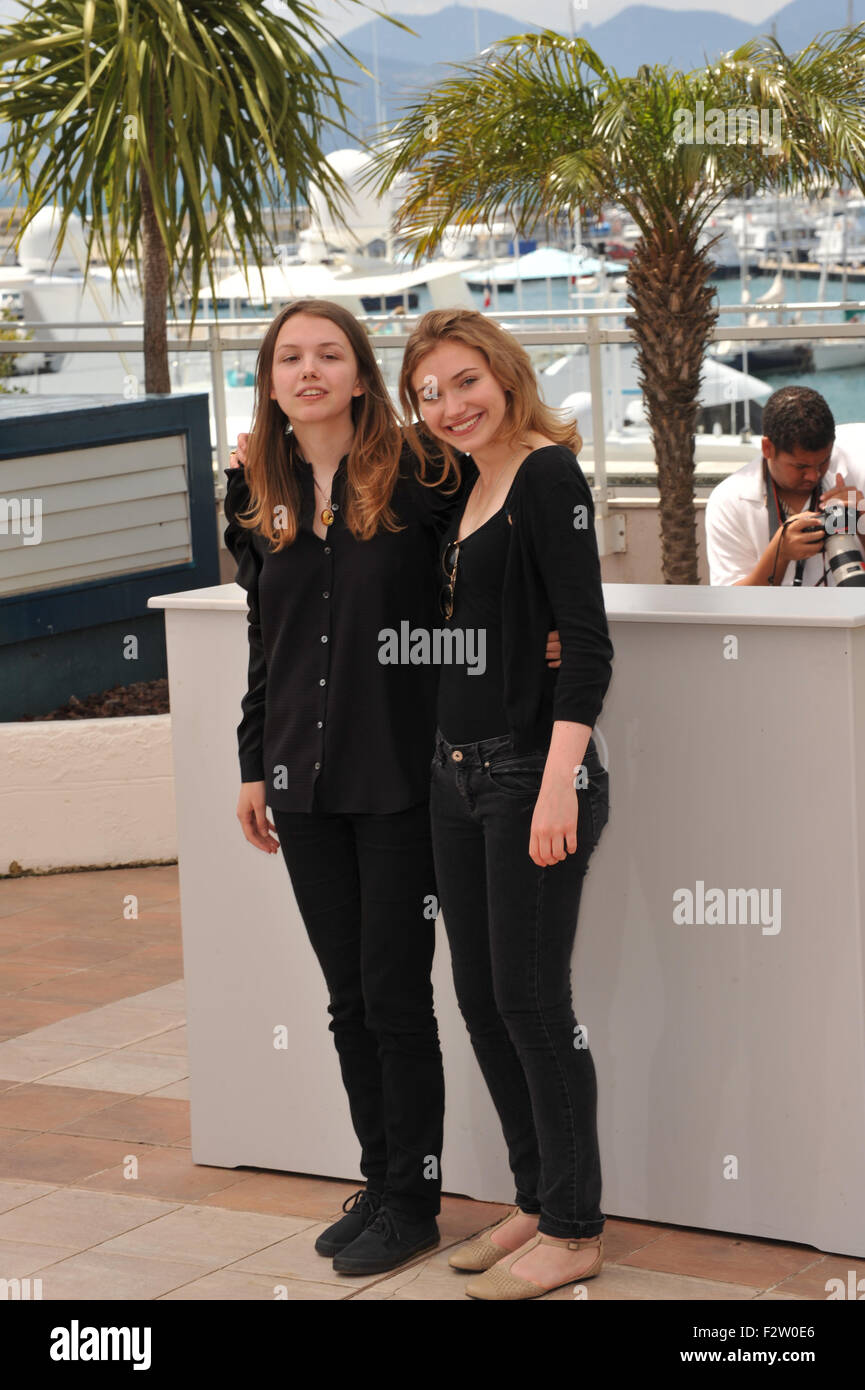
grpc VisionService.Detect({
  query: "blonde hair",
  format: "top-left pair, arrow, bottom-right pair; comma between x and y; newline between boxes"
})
398,308 -> 581,478
232,299 -> 405,549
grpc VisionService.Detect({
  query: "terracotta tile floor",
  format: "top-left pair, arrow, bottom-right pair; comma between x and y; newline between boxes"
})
0,864 -> 855,1302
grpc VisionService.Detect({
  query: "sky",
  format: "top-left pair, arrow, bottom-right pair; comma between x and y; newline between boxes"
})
0,0 -> 789,40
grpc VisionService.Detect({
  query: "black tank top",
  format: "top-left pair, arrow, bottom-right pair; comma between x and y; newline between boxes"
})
437,504 -> 511,743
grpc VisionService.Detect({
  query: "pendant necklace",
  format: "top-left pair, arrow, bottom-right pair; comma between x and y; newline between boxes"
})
313,473 -> 337,527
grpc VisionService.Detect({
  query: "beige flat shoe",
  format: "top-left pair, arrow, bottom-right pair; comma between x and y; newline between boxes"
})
448,1207 -> 536,1272
464,1231 -> 603,1300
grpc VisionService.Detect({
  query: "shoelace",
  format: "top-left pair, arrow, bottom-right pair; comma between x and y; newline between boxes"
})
363,1207 -> 399,1241
341,1189 -> 383,1217
341,1189 -> 367,1215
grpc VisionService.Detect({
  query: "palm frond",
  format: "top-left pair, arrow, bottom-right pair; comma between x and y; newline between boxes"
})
0,0 -> 391,324
365,23 -> 865,256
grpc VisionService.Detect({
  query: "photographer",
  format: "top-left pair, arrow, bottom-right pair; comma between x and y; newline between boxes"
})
705,386 -> 865,586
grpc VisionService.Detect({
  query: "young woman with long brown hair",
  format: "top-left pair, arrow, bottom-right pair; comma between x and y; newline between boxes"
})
400,308 -> 613,1300
223,298 -> 561,1278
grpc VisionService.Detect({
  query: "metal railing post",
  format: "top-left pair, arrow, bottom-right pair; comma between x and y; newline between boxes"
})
585,316 -> 625,558
586,315 -> 608,505
208,322 -> 231,467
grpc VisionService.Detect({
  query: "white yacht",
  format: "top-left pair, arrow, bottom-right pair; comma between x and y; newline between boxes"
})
813,198 -> 865,269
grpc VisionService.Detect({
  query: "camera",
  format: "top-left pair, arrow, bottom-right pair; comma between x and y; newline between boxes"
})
803,499 -> 865,587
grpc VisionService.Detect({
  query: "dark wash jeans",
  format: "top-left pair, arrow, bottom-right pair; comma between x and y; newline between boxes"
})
430,729 -> 610,1238
270,797 -> 443,1222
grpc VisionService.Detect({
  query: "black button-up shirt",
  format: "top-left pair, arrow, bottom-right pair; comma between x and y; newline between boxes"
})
223,442 -> 464,814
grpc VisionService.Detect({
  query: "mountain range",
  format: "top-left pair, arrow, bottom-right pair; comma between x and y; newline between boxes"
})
326,0 -> 860,142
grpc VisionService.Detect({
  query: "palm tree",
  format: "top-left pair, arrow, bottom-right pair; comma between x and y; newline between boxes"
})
368,26 -> 865,583
0,0 -> 394,393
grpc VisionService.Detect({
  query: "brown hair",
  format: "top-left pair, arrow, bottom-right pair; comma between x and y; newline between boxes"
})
398,308 -> 582,478
232,299 -> 405,548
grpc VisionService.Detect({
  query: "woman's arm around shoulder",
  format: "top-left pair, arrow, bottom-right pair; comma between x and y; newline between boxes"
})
397,430 -> 474,539
222,462 -> 254,562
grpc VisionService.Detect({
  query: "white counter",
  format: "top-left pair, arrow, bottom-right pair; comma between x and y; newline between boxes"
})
149,581 -> 865,1257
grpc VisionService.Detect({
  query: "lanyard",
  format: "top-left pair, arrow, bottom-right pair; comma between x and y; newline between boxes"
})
763,458 -> 821,586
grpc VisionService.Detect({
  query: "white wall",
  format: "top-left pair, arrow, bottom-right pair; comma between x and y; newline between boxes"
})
0,714 -> 176,873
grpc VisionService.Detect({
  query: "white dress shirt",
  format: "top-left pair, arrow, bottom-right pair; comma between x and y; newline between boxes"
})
705,423 -> 865,585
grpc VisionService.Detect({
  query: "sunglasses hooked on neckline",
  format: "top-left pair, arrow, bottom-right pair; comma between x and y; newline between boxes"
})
439,539 -> 461,620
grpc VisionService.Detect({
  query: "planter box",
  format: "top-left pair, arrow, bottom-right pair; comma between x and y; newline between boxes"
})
0,714 -> 176,874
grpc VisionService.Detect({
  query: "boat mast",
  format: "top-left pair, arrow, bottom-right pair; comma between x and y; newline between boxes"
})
739,196 -> 751,435
371,17 -> 383,133
842,189 -> 849,306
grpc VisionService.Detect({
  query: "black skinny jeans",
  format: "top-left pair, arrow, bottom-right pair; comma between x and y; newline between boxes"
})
430,730 -> 609,1239
270,797 -> 444,1222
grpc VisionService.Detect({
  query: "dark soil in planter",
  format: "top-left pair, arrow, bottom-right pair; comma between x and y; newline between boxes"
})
17,678 -> 170,721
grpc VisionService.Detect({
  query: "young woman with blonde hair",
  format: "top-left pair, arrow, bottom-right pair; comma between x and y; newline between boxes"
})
400,307 -> 613,1300
224,298 -> 561,1278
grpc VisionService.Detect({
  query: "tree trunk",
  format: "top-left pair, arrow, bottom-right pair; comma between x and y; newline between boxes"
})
139,158 -> 171,395
625,219 -> 718,584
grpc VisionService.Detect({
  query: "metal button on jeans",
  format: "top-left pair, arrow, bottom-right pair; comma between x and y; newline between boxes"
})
451,750 -> 463,762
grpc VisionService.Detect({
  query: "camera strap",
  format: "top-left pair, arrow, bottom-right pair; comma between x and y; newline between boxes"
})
763,458 -> 819,586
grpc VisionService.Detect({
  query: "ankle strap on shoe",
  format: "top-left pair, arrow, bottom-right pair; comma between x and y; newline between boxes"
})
538,1233 -> 602,1249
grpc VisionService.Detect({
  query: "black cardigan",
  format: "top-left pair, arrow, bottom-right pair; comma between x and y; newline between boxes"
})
486,443 -> 613,747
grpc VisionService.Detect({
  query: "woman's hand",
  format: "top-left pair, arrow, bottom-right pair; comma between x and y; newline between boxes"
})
237,780 -> 280,853
529,778 -> 578,867
529,720 -> 593,867
545,629 -> 562,668
228,432 -> 250,469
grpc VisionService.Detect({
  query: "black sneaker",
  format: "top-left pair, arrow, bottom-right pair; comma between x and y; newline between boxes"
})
332,1206 -> 439,1274
314,1188 -> 382,1257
